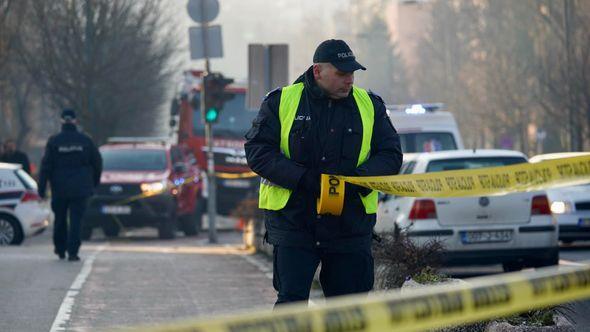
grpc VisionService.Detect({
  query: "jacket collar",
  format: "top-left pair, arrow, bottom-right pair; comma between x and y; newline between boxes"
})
61,123 -> 78,132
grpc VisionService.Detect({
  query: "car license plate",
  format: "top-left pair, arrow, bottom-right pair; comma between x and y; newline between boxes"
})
578,218 -> 590,227
101,205 -> 131,215
460,230 -> 512,244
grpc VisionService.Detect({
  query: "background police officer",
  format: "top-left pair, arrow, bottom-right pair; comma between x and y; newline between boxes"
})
38,109 -> 102,261
245,39 -> 403,305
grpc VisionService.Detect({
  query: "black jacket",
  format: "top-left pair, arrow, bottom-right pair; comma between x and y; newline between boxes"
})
0,150 -> 30,174
38,123 -> 103,198
245,67 -> 402,252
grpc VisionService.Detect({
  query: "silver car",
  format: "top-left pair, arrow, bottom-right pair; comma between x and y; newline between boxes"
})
376,149 -> 559,272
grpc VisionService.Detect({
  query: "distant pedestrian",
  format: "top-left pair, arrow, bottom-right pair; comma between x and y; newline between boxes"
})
0,139 -> 31,174
38,109 -> 102,261
245,39 -> 402,305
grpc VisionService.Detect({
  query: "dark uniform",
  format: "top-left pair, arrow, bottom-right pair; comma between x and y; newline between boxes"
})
245,59 -> 402,304
38,111 -> 102,261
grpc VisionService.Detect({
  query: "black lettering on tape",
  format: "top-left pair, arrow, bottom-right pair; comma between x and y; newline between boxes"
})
472,285 -> 511,309
530,279 -> 548,296
515,168 -> 553,185
445,176 -> 475,191
478,174 -> 511,189
228,316 -> 312,332
329,176 -> 340,196
415,178 -> 444,192
324,307 -> 366,332
391,181 -> 417,193
386,293 -> 464,324
557,161 -> 590,178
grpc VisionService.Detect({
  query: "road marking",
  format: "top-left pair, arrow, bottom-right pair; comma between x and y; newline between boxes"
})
49,245 -> 105,332
560,259 -> 588,266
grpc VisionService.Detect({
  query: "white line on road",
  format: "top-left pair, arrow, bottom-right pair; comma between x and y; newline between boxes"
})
49,245 -> 106,332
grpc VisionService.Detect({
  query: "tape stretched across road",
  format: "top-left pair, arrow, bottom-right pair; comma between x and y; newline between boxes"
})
317,155 -> 590,215
118,263 -> 590,332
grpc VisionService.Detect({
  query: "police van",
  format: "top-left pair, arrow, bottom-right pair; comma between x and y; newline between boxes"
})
387,103 -> 464,153
0,163 -> 52,245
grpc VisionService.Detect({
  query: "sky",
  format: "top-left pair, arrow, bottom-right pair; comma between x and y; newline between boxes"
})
167,0 -> 354,83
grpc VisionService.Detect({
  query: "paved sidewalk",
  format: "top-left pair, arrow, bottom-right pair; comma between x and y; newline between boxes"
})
68,231 -> 277,331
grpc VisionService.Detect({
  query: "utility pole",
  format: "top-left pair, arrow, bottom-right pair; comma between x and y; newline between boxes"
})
187,0 -> 222,243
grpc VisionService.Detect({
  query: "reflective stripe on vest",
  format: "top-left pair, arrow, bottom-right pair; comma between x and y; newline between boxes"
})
259,83 -> 378,214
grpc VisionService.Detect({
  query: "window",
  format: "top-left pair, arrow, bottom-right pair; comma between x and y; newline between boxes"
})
399,132 -> 457,153
426,157 -> 527,173
15,169 -> 38,190
102,149 -> 168,171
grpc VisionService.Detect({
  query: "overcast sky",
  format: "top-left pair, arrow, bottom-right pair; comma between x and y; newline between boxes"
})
168,0 -> 354,82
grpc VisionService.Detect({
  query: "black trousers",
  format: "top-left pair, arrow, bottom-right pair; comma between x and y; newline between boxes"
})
272,245 -> 374,306
52,196 -> 88,257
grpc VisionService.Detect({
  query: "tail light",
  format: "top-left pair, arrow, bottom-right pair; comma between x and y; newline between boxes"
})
409,199 -> 437,220
21,190 -> 41,203
531,195 -> 551,215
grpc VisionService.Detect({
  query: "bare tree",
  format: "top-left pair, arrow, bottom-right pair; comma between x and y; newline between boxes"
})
17,0 -> 179,144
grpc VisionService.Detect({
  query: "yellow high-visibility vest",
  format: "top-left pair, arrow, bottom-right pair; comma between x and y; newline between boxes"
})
258,82 -> 378,214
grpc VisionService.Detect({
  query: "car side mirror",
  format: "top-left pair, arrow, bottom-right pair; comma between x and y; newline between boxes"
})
173,162 -> 187,173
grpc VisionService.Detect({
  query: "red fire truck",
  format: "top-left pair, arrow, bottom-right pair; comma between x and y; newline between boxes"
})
173,70 -> 259,217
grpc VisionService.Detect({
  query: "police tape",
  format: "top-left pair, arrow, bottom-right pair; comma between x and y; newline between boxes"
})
215,171 -> 258,179
317,154 -> 590,215
117,263 -> 590,332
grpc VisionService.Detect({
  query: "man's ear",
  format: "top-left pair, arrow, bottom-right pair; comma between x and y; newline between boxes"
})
313,64 -> 322,80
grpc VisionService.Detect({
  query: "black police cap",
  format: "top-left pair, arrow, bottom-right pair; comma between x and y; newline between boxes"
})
61,109 -> 76,120
313,39 -> 366,72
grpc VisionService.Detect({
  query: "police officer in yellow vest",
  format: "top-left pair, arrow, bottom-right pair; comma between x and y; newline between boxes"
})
245,39 -> 402,305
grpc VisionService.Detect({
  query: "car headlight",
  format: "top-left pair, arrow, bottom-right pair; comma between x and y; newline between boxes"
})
140,180 -> 168,195
550,201 -> 573,214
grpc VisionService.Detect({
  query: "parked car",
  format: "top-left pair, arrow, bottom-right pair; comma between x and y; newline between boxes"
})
530,152 -> 590,244
82,137 -> 203,240
376,149 -> 558,271
387,103 -> 464,153
0,162 -> 51,245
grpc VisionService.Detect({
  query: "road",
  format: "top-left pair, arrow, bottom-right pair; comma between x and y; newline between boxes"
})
2,229 -> 590,331
0,227 -> 276,332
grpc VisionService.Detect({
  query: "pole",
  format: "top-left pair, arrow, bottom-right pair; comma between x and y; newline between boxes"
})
201,1 -> 217,243
564,0 -> 576,151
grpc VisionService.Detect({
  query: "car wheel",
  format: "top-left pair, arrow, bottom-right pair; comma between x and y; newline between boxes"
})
0,214 -> 24,245
502,261 -> 523,272
102,220 -> 120,238
181,199 -> 205,236
158,213 -> 178,239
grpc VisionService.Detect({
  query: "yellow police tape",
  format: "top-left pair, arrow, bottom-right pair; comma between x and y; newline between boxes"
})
215,171 -> 258,179
118,263 -> 590,332
317,154 -> 590,215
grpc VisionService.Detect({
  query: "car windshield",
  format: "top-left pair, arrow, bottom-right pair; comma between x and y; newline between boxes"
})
102,149 -> 167,171
426,157 -> 527,172
192,93 -> 257,138
399,132 -> 457,153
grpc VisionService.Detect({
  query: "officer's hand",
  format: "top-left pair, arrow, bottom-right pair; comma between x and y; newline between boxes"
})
299,169 -> 321,198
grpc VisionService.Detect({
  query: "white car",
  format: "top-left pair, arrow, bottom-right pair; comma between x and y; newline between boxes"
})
530,152 -> 590,244
387,103 -> 464,153
376,150 -> 558,271
0,163 -> 51,245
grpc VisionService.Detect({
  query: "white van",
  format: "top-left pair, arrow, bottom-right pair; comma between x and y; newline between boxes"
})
387,104 -> 464,153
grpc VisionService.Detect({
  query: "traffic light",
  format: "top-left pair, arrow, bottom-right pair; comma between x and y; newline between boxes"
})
203,72 -> 235,123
